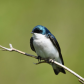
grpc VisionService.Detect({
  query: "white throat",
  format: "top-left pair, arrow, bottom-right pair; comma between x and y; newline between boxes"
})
33,33 -> 46,39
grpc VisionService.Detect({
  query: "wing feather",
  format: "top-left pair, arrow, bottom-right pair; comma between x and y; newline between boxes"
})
48,33 -> 64,65
30,37 -> 36,52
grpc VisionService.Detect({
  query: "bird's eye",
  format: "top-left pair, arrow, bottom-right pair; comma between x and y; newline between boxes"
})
39,30 -> 42,32
33,28 -> 42,33
37,30 -> 42,33
35,29 -> 42,33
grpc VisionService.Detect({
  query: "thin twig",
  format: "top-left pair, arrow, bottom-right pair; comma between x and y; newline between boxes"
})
0,44 -> 38,59
49,59 -> 84,82
0,44 -> 84,84
79,79 -> 84,84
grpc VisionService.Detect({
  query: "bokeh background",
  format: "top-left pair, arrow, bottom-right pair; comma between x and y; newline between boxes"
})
0,0 -> 84,84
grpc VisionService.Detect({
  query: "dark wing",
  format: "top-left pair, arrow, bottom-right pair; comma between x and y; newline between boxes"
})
30,37 -> 36,52
48,33 -> 64,65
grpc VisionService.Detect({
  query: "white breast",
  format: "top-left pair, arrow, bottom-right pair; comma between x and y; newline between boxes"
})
33,33 -> 62,63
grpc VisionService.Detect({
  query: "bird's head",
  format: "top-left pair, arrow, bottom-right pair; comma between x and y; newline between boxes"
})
31,25 -> 51,35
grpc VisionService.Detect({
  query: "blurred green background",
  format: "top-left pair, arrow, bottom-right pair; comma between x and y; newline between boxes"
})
0,0 -> 84,84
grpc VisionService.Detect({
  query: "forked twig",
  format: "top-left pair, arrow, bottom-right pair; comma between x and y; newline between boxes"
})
0,44 -> 84,84
0,44 -> 38,58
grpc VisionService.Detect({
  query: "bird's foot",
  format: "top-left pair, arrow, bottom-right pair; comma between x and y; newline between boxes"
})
34,56 -> 51,65
45,59 -> 50,63
34,56 -> 43,65
33,61 -> 46,65
36,56 -> 42,62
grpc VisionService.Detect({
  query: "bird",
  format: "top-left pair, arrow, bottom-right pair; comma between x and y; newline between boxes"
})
30,25 -> 66,75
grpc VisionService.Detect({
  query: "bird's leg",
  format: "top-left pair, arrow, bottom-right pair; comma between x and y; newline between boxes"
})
36,56 -> 42,62
34,56 -> 48,65
34,59 -> 52,65
35,57 -> 51,65
45,58 -> 51,63
34,61 -> 46,65
34,56 -> 43,65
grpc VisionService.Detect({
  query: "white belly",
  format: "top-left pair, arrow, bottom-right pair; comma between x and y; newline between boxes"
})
33,33 -> 62,63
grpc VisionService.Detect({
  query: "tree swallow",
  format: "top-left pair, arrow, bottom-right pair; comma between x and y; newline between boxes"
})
30,25 -> 66,75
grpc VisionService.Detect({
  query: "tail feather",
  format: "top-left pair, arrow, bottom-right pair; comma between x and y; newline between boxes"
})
60,67 -> 66,74
53,68 -> 66,75
53,69 -> 59,75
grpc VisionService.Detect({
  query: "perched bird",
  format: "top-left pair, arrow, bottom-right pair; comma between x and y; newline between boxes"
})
30,25 -> 66,75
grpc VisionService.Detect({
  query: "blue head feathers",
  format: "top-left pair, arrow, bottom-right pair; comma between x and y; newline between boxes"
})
32,25 -> 51,35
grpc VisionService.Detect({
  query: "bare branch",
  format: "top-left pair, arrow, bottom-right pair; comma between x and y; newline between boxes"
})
49,59 -> 84,82
79,79 -> 84,84
0,44 -> 84,84
0,44 -> 38,59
